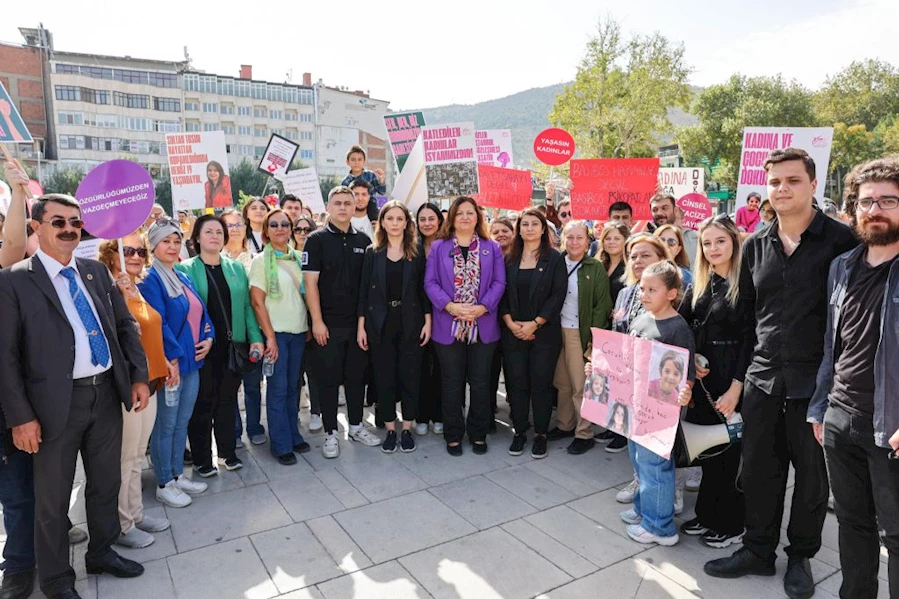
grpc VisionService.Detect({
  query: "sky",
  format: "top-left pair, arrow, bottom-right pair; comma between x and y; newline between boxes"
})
3,0 -> 898,110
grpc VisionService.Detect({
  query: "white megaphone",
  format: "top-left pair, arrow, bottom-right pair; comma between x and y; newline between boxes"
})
674,414 -> 743,467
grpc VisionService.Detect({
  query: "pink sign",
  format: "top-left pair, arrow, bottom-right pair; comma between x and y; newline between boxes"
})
676,193 -> 712,231
580,328 -> 688,458
533,128 -> 575,166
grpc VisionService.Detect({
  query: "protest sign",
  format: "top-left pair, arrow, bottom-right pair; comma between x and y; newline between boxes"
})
736,127 -> 833,209
0,82 -> 33,144
73,237 -> 102,261
165,131 -> 231,211
257,133 -> 299,178
473,165 -> 532,211
390,134 -> 428,212
534,128 -> 575,166
0,181 -> 10,214
384,111 -> 426,173
476,129 -> 514,168
569,158 -> 659,220
658,167 -> 704,201
276,167 -> 326,212
581,328 -> 689,459
676,193 -> 712,230
75,160 -> 155,239
422,122 -> 479,198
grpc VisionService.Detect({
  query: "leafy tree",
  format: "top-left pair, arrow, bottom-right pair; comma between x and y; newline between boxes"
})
153,170 -> 173,216
814,60 -> 899,129
874,115 -> 899,155
229,160 -> 280,205
42,166 -> 85,195
829,123 -> 877,201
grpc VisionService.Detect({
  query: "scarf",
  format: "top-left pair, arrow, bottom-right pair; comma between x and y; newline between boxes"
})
451,234 -> 481,343
263,243 -> 303,299
150,262 -> 184,299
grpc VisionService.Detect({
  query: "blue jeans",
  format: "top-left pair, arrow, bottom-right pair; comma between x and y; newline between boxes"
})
151,369 -> 200,484
266,332 -> 306,456
0,450 -> 35,575
629,439 -> 676,537
235,363 -> 265,438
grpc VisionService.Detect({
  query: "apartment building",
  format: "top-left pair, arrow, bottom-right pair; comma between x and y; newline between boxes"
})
314,83 -> 390,181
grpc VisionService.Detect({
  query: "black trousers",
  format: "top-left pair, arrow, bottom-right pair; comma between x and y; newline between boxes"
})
189,350 -> 242,467
824,403 -> 899,599
490,342 -> 503,415
502,335 -> 561,435
307,327 -> 368,433
34,379 -> 122,596
418,341 -> 443,424
434,340 -> 497,444
695,443 -> 745,535
372,320 -> 423,424
741,381 -> 828,560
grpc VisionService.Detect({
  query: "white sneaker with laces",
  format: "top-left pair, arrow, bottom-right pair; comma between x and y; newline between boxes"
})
349,426 -> 381,447
323,433 -> 340,459
686,467 -> 702,491
431,422 -> 444,435
176,476 -> 207,495
156,480 -> 191,508
135,515 -> 170,533
309,413 -> 323,432
626,524 -> 679,546
414,422 -> 429,436
674,488 -> 684,515
616,477 -> 639,504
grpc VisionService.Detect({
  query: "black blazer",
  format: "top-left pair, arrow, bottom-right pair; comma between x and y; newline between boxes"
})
0,256 -> 149,442
357,247 -> 431,346
500,248 -> 567,348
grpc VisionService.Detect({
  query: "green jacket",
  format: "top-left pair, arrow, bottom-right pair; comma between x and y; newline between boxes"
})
176,256 -> 263,345
566,255 -> 613,352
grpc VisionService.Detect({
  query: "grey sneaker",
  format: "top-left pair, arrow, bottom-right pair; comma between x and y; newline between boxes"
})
250,433 -> 267,445
135,515 -> 170,533
414,422 -> 429,436
116,527 -> 155,549
349,426 -> 381,447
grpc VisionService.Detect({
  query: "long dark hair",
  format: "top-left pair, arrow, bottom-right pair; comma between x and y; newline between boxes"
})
374,201 -> 418,260
507,207 -> 552,264
206,161 -> 226,198
416,202 -> 444,237
437,196 -> 490,240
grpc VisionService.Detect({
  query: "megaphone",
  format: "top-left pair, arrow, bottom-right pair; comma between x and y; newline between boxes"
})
673,414 -> 743,468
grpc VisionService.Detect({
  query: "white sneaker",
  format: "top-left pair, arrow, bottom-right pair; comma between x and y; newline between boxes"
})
116,527 -> 155,549
686,467 -> 702,492
135,515 -> 170,533
156,480 -> 191,508
309,413 -> 323,432
414,422 -> 429,436
620,509 -> 643,525
626,524 -> 679,546
176,476 -> 207,495
349,426 -> 381,447
616,477 -> 639,504
338,386 -> 347,406
674,488 -> 684,516
431,422 -> 444,435
323,433 -> 340,459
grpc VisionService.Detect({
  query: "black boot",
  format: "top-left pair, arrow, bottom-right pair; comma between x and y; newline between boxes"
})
704,547 -> 775,579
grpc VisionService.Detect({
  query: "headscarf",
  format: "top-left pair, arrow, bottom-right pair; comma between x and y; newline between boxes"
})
263,243 -> 304,299
147,220 -> 185,298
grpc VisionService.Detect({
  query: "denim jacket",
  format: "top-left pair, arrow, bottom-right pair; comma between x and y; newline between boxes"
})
808,246 -> 899,448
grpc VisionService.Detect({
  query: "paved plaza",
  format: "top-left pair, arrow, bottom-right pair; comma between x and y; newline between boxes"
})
1,385 -> 889,599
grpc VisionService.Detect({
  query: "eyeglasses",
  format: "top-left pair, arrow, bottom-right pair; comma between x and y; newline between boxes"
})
40,217 -> 84,229
856,197 -> 899,212
226,222 -> 245,230
122,246 -> 148,259
267,221 -> 292,229
661,238 -> 679,247
294,226 -> 313,234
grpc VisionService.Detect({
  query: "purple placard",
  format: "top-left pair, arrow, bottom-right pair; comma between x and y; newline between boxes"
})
75,160 -> 155,239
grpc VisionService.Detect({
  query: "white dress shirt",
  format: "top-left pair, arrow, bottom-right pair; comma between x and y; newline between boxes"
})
37,249 -> 111,378
561,256 -> 581,329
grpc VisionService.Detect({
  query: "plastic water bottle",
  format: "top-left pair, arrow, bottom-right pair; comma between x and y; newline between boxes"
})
165,382 -> 180,407
262,357 -> 275,377
249,348 -> 262,363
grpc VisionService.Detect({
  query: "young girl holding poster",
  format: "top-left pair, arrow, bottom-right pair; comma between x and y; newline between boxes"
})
619,260 -> 695,547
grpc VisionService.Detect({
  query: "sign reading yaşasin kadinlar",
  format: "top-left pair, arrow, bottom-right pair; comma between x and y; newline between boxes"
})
165,131 -> 232,211
422,122 -> 479,198
580,328 -> 689,459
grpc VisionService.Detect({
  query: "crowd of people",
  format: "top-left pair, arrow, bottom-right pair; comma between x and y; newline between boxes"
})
0,144 -> 897,599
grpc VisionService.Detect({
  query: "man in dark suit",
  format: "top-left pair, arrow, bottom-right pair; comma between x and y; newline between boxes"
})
0,193 -> 150,599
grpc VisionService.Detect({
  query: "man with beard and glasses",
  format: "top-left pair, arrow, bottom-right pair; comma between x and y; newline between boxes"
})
808,157 -> 899,599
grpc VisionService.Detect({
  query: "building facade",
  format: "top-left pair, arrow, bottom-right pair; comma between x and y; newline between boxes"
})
0,33 -> 52,174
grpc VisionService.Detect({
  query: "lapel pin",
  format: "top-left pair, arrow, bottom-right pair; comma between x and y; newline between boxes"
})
539,267 -> 544,272
586,275 -> 590,280
86,274 -> 93,281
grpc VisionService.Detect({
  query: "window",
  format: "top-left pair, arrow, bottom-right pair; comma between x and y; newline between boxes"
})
96,114 -> 117,128
57,112 -> 84,125
202,102 -> 218,113
203,123 -> 220,132
238,126 -> 251,136
114,92 -> 150,109
126,117 -> 151,131
269,110 -> 282,120
200,75 -> 217,94
238,106 -> 251,116
220,104 -> 234,115
184,73 -> 199,92
185,122 -> 201,132
269,86 -> 282,102
284,130 -> 298,140
284,112 -> 298,121
298,89 -> 313,105
283,88 -> 297,103
153,97 -> 181,112
222,125 -> 235,135
236,80 -> 250,98
55,64 -> 80,74
184,102 -> 200,111
271,128 -> 283,136
55,85 -> 79,101
254,127 -> 267,137
218,79 -> 234,96
300,131 -> 313,141
154,120 -> 180,133
252,83 -> 266,99
253,108 -> 267,118
148,72 -> 178,88
239,145 -> 252,156
300,149 -> 314,159
254,146 -> 266,157
115,69 -> 147,85
299,113 -> 313,123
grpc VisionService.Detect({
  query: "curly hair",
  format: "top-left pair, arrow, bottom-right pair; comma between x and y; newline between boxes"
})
842,156 -> 899,218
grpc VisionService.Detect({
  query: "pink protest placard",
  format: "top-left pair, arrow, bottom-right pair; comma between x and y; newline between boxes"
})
473,165 -> 532,210
580,328 -> 688,458
676,193 -> 712,230
569,158 -> 658,220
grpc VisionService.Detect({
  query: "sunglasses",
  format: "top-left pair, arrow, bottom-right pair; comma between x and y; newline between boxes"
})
661,237 -> 679,247
122,246 -> 148,258
267,221 -> 292,229
559,211 -> 571,218
40,217 -> 84,229
294,226 -> 313,234
699,213 -> 735,228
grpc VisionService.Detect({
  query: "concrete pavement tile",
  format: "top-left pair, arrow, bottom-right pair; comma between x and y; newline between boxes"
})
183,466 -> 246,495
334,458 -> 427,503
428,475 -> 536,530
167,484 -> 292,552
167,537 -> 278,599
535,558 -> 648,598
250,523 -> 344,593
818,571 -> 891,599
316,561 -> 432,599
523,459 -> 602,498
399,527 -> 571,599
397,441 -> 509,487
501,519 -> 598,579
269,476 -> 345,523
244,444 -> 318,482
139,468 -> 163,511
97,557 -> 173,599
567,488 -> 636,541
75,576 -> 97,599
314,469 -> 369,509
484,465 -> 576,510
538,447 -> 636,492
300,434 -> 386,472
277,588 -> 325,599
334,491 -> 475,564
306,515 -> 373,575
233,451 -> 272,486
632,565 -> 704,599
114,507 -> 178,563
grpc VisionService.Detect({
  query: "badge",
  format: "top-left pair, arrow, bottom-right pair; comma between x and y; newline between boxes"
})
86,274 -> 93,280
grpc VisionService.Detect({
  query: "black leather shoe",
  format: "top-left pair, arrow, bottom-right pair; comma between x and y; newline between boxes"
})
704,547 -> 775,579
0,569 -> 35,599
567,438 -> 595,455
446,443 -> 463,457
49,589 -> 81,599
783,556 -> 814,599
85,551 -> 144,578
277,453 -> 298,465
472,441 -> 488,455
546,427 -> 575,441
293,442 -> 311,454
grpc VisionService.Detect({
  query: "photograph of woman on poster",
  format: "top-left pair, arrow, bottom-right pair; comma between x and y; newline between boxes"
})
586,373 -> 609,404
205,160 -> 233,208
606,401 -> 630,436
647,350 -> 685,405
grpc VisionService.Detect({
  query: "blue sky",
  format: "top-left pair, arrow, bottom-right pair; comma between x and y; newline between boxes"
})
2,0 -> 897,109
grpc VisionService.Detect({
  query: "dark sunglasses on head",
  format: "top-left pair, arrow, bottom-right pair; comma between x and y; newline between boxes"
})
41,217 -> 84,229
154,218 -> 180,229
699,213 -> 735,228
294,226 -> 313,234
267,221 -> 292,229
122,246 -> 148,258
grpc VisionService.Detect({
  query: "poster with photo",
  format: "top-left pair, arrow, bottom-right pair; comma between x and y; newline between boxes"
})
422,122 -> 479,198
165,131 -> 231,211
475,129 -> 514,168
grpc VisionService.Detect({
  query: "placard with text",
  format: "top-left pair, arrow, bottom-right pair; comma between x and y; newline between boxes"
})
474,165 -> 531,210
165,131 -> 231,210
422,122 -> 479,198
569,158 -> 659,220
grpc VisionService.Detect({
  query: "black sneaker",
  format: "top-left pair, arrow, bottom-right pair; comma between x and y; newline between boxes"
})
700,529 -> 744,549
400,430 -> 416,453
508,433 -> 527,456
183,448 -> 193,465
594,430 -> 616,443
605,435 -> 628,453
531,435 -> 548,459
704,547 -> 776,579
446,442 -> 463,457
222,457 -> 243,471
293,442 -> 311,454
472,441 -> 488,455
277,453 -> 297,466
382,430 -> 398,454
194,464 -> 218,478
566,438 -> 594,455
680,517 -> 709,536
784,556 -> 814,599
546,427 -> 575,441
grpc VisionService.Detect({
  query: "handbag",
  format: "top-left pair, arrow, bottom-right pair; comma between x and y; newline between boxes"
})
205,265 -> 254,374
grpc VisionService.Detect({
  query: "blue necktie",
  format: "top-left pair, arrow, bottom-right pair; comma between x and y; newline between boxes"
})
60,267 -> 110,367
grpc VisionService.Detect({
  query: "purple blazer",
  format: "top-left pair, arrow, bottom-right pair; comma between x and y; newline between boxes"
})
425,237 -> 507,345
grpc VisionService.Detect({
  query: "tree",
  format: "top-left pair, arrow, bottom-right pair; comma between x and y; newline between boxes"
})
229,160 -> 280,205
829,123 -> 877,201
154,170 -> 172,215
874,115 -> 899,155
814,60 -> 899,129
42,166 -> 85,196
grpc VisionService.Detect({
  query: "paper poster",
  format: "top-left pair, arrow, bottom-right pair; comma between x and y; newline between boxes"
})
422,122 -> 479,198
476,129 -> 514,168
580,328 -> 688,459
73,237 -> 102,260
276,167 -> 326,213
0,82 -> 33,143
390,134 -> 428,213
474,165 -> 532,210
569,158 -> 659,221
658,168 -> 704,201
165,131 -> 231,211
676,193 -> 712,230
736,127 -> 833,209
384,111 -> 425,173
257,133 -> 299,178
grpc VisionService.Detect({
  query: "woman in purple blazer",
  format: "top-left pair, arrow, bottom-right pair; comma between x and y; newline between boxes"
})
425,196 -> 506,456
